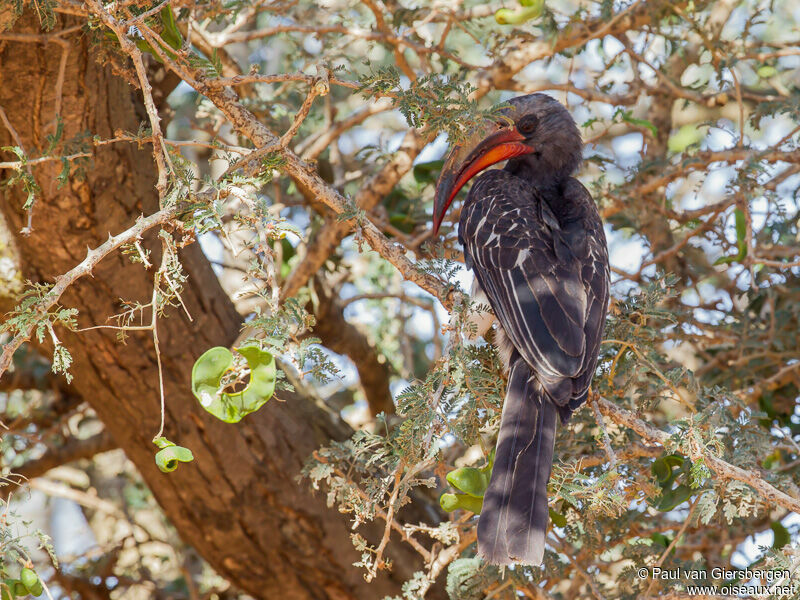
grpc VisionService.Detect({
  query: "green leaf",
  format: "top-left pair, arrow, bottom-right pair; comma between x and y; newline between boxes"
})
134,37 -> 162,62
656,484 -> 692,511
480,448 -> 495,476
714,208 -> 748,264
734,208 -> 747,249
191,345 -> 277,423
45,116 -> 63,154
439,492 -> 483,513
155,445 -> 194,473
1,580 -> 15,600
668,124 -> 704,153
210,49 -> 223,76
651,532 -> 671,547
159,5 -> 183,50
757,65 -> 777,78
762,450 -> 781,470
771,522 -> 790,549
19,569 -> 42,597
663,455 -> 684,469
495,0 -> 544,24
695,489 -> 718,524
620,111 -> 658,137
1,145 -> 25,161
152,436 -> 175,449
412,160 -> 443,184
57,157 -> 70,188
23,189 -> 35,211
19,570 -> 37,592
446,467 -> 488,497
107,20 -> 180,64
652,458 -> 671,482
549,508 -> 567,528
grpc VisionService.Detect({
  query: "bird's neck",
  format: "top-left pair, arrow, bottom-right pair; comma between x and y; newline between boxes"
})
504,159 -> 568,203
503,159 -> 587,228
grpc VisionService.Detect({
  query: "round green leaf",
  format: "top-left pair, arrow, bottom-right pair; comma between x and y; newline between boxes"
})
173,446 -> 194,462
439,492 -> 483,514
652,458 -> 671,483
191,345 -> 277,423
26,581 -> 43,597
757,65 -> 777,78
155,445 -> 194,473
495,1 -> 543,24
671,484 -> 692,506
655,487 -> 675,511
446,467 -> 488,498
19,570 -> 38,595
657,484 -> 692,511
668,124 -> 704,153
440,492 -> 459,512
663,454 -> 685,468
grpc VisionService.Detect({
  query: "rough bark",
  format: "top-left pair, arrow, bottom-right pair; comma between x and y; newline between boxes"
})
0,15 -> 427,599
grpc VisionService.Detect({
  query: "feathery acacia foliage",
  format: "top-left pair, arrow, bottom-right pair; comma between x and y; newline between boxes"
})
1,0 -> 800,598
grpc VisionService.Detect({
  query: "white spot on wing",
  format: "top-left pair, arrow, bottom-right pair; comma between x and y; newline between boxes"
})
514,249 -> 529,267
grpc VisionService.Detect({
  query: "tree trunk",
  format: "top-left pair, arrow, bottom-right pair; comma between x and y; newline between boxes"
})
0,15 -> 425,599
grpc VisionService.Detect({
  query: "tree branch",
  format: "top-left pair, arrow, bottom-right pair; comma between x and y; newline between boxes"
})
596,396 -> 800,514
4,430 -> 115,491
0,202 -> 189,380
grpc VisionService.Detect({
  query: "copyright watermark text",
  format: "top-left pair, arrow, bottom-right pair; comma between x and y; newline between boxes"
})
636,567 -> 796,597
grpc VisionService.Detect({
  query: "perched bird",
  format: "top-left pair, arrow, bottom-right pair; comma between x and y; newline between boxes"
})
433,93 -> 609,565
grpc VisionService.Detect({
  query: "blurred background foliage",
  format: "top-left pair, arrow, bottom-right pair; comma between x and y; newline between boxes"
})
2,0 -> 800,598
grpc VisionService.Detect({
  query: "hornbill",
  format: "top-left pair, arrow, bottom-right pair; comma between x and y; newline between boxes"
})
433,93 -> 609,565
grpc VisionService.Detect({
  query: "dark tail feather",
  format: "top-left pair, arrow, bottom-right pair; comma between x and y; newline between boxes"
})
477,359 -> 557,566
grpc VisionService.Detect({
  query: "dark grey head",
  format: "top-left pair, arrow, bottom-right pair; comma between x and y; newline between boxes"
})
433,93 -> 583,233
500,93 -> 583,182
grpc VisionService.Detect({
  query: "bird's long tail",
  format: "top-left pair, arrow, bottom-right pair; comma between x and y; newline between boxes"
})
477,358 -> 557,565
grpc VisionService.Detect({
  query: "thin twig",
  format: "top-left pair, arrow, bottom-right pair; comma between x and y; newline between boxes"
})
366,465 -> 404,581
0,103 -> 36,233
0,204 -> 187,380
590,391 -> 618,470
640,497 -> 699,598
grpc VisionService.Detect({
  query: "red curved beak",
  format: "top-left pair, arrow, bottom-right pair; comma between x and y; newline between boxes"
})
433,126 -> 535,234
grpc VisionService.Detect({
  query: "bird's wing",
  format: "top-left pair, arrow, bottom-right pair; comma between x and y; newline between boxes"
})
459,170 -> 607,405
563,178 -> 609,405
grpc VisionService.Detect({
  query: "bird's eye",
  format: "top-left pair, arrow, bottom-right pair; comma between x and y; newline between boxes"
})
517,114 -> 538,135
